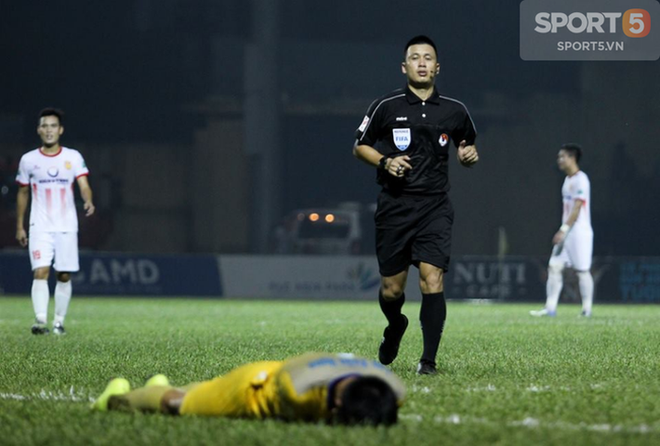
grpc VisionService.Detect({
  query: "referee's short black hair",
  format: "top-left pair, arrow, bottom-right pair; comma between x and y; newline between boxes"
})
561,143 -> 582,164
39,107 -> 64,125
404,35 -> 438,58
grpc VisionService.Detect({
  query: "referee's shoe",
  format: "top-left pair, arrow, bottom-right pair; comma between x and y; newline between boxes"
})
416,359 -> 437,375
378,315 -> 409,365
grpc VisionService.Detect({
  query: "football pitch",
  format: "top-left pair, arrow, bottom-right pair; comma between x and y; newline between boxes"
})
0,297 -> 658,446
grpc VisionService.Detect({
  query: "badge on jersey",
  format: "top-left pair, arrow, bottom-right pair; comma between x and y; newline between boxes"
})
65,161 -> 72,170
439,133 -> 449,147
392,128 -> 411,151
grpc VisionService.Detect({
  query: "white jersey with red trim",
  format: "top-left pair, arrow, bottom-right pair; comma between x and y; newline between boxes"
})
561,170 -> 591,230
16,146 -> 89,233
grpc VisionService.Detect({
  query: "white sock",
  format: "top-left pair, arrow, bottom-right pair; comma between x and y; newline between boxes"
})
54,280 -> 72,325
577,271 -> 594,315
31,279 -> 50,324
545,265 -> 563,313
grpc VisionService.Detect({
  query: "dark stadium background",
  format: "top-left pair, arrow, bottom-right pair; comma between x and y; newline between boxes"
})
1,0 -> 658,257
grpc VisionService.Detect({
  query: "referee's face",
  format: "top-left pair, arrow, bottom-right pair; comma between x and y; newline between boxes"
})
402,44 -> 439,88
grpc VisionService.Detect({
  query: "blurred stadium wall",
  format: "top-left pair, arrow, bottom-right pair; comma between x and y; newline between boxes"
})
1,1 -> 659,257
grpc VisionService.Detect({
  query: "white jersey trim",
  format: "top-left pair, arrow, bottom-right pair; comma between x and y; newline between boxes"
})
357,94 -> 406,143
437,94 -> 478,134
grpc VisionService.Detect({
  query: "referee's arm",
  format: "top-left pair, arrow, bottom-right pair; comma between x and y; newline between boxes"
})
353,142 -> 385,167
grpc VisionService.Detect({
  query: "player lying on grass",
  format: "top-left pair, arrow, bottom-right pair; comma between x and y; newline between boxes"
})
92,352 -> 405,426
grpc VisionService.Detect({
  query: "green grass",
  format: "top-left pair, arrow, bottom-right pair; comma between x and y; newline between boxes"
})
0,297 -> 659,446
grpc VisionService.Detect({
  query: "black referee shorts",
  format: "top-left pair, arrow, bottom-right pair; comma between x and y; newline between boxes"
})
374,191 -> 454,277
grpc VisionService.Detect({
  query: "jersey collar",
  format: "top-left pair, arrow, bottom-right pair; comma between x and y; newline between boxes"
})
405,86 -> 440,105
39,146 -> 62,157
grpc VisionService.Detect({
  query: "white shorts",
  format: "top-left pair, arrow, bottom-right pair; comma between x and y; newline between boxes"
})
548,228 -> 593,272
28,232 -> 80,272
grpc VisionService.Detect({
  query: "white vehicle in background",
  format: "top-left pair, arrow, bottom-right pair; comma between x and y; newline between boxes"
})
271,202 -> 376,255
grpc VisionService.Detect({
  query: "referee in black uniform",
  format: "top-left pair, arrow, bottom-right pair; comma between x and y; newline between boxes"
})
353,35 -> 479,375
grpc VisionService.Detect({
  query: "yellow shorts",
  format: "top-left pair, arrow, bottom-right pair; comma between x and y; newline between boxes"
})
179,361 -> 282,418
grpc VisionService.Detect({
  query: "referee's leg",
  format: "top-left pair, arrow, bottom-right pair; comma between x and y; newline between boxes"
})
380,270 -> 408,325
377,270 -> 409,365
417,262 -> 447,374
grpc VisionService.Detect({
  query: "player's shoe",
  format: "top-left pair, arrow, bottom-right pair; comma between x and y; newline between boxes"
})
52,323 -> 66,335
579,310 -> 592,318
145,374 -> 170,387
416,359 -> 438,375
378,314 -> 409,365
91,378 -> 131,411
529,309 -> 556,317
31,322 -> 50,335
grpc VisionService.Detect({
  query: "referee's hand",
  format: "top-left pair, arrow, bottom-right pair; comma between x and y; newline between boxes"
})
457,140 -> 479,167
387,155 -> 413,178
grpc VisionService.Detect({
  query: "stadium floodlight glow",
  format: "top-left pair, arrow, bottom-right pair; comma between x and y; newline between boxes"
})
309,213 -> 320,222
325,214 -> 335,223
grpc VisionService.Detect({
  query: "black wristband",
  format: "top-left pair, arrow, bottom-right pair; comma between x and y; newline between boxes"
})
378,156 -> 388,170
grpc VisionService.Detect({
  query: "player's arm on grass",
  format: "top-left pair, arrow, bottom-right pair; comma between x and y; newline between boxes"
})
353,142 -> 412,177
552,199 -> 584,245
15,185 -> 29,247
77,176 -> 95,217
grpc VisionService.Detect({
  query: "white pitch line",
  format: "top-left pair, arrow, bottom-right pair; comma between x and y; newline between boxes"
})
0,387 -> 93,403
410,385 -> 432,394
466,384 -> 497,392
3,389 -> 655,435
400,413 -> 657,434
466,383 -> 607,393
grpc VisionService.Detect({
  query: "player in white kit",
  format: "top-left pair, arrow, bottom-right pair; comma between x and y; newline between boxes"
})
531,143 -> 594,317
15,108 -> 95,335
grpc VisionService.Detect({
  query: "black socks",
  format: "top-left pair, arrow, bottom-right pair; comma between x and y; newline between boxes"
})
420,292 -> 447,363
379,290 -> 406,328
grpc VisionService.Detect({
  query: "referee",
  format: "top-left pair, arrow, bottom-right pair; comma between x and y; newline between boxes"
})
353,35 -> 479,375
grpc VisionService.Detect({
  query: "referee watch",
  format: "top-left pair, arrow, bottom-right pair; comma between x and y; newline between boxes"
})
378,156 -> 389,170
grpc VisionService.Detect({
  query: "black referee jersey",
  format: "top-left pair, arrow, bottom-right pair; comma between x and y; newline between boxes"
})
355,86 -> 477,195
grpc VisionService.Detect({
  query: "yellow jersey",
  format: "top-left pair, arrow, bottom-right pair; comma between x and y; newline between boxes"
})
179,352 -> 406,421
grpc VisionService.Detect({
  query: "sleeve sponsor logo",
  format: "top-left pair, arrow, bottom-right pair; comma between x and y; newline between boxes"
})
358,115 -> 370,132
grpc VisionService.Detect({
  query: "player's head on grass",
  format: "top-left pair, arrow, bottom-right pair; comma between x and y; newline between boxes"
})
402,35 -> 439,90
37,107 -> 65,149
558,143 -> 582,173
332,376 -> 398,427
